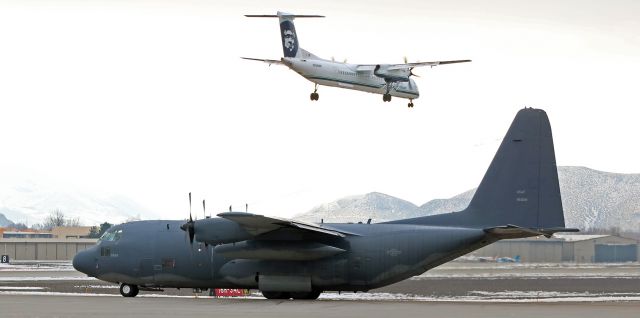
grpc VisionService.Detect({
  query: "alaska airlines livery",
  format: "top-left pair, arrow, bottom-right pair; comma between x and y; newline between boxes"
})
242,11 -> 471,108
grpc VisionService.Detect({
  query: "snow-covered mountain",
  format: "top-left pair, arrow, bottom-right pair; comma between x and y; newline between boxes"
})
0,213 -> 13,227
300,192 -> 424,223
0,172 -> 156,227
296,167 -> 640,232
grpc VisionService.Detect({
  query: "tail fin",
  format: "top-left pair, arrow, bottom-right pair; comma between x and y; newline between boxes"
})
465,107 -> 565,229
245,11 -> 324,59
391,108 -> 577,233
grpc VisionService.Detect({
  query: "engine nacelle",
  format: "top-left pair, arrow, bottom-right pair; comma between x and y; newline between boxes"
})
193,217 -> 254,245
374,64 -> 411,82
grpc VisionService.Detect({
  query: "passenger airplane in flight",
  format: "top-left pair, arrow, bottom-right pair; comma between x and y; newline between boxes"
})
242,11 -> 471,108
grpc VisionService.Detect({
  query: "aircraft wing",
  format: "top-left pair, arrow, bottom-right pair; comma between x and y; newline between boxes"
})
356,59 -> 471,71
241,57 -> 283,66
217,212 -> 354,237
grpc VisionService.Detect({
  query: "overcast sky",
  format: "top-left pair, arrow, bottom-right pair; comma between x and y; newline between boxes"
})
1,0 -> 639,222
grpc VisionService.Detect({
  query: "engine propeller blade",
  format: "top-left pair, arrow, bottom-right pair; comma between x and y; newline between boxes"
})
180,192 -> 195,246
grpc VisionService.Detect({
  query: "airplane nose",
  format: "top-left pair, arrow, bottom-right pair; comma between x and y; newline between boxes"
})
72,250 -> 94,276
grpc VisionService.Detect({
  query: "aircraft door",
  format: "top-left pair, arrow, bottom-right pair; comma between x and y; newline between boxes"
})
138,258 -> 154,281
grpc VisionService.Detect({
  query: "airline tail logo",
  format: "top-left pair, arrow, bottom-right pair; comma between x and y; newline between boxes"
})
279,20 -> 298,57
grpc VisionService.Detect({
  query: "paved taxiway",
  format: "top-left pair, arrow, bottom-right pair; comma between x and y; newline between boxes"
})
1,295 -> 639,318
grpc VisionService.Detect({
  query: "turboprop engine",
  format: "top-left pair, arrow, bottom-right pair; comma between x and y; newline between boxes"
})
190,217 -> 255,245
373,64 -> 411,82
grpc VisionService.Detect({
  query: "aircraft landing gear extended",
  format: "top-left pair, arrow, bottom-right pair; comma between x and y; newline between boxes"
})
408,99 -> 414,108
119,283 -> 139,297
310,84 -> 319,101
382,81 -> 392,102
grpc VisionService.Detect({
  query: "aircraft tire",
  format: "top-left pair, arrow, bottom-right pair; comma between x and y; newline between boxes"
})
261,291 -> 290,299
310,93 -> 319,101
291,291 -> 322,300
119,283 -> 139,297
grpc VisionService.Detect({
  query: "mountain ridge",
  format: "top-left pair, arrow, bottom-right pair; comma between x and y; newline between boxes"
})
296,166 -> 640,231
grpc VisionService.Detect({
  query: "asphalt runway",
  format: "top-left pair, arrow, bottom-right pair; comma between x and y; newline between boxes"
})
1,262 -> 639,317
0,294 -> 639,318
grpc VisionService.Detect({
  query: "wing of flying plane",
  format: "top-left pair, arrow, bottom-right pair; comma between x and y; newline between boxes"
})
355,59 -> 471,71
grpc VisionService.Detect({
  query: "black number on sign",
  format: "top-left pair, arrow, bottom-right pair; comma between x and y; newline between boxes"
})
1,255 -> 8,263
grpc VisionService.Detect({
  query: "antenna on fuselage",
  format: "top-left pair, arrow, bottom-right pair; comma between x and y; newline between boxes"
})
229,205 -> 232,212
246,203 -> 248,212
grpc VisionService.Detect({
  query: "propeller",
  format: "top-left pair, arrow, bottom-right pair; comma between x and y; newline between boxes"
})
202,199 -> 208,248
403,56 -> 419,90
404,56 -> 420,78
180,192 -> 195,246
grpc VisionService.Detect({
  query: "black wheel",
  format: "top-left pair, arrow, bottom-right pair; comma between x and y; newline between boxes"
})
119,283 -> 139,297
310,93 -> 315,101
408,102 -> 414,108
383,94 -> 391,102
291,291 -> 322,300
262,291 -> 290,299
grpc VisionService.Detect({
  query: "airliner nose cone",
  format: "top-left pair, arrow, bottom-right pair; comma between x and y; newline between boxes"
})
72,250 -> 93,276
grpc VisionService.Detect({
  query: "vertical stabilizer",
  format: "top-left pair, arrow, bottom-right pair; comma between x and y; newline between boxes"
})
245,12 -> 324,59
277,11 -> 300,58
388,108 -> 573,233
465,108 -> 565,229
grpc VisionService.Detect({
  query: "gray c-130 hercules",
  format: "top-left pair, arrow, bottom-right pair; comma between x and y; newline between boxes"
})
73,108 -> 578,300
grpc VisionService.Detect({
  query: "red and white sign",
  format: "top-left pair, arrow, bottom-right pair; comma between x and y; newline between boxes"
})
214,288 -> 248,297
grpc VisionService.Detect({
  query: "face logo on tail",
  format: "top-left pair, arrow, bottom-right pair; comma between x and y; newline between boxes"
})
279,20 -> 298,57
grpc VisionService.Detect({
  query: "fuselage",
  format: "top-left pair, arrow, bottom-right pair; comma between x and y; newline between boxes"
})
73,219 -> 490,292
283,58 -> 420,100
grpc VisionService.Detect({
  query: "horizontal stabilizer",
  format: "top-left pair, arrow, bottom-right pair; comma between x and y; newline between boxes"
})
241,57 -> 283,65
245,14 -> 325,18
485,224 -> 580,239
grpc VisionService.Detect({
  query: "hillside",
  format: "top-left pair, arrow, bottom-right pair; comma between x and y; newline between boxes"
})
296,167 -> 640,231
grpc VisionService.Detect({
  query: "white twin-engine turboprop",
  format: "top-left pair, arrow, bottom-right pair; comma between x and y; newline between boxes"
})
243,11 -> 471,108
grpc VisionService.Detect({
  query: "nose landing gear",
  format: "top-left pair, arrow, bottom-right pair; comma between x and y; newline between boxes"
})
408,99 -> 414,108
119,283 -> 139,297
310,84 -> 319,101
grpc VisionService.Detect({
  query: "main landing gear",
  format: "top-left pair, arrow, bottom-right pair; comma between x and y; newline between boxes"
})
310,84 -> 319,101
262,290 -> 322,300
382,81 -> 392,102
119,283 -> 139,297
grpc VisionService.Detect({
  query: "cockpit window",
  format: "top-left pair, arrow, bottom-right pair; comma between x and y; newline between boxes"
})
99,228 -> 122,242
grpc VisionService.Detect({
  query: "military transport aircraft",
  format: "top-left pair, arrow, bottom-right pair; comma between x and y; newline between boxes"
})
73,108 -> 578,300
242,11 -> 471,108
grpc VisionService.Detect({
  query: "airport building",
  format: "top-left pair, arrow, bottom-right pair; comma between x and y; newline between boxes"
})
0,238 -> 97,261
0,226 -> 96,261
473,234 -> 639,263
